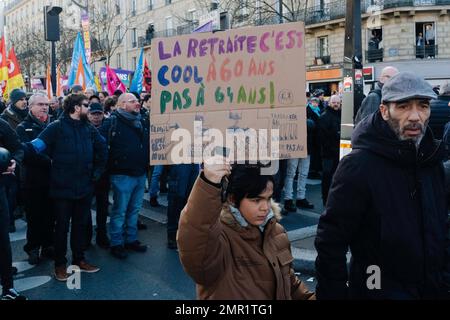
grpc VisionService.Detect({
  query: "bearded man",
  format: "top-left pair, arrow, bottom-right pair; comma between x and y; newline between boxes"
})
315,72 -> 450,299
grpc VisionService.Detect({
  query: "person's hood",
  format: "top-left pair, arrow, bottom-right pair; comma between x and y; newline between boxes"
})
220,200 -> 282,230
352,110 -> 446,167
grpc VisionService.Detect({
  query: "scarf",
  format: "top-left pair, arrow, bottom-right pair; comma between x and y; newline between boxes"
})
308,103 -> 321,117
116,108 -> 142,131
229,204 -> 274,232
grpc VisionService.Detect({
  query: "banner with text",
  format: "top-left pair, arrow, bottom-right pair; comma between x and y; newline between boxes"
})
150,21 -> 306,165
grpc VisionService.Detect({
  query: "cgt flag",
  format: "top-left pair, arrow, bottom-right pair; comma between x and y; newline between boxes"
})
67,32 -> 95,90
106,65 -> 126,95
0,37 -> 8,97
4,47 -> 25,100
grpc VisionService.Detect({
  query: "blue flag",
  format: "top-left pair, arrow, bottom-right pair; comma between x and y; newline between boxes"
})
67,32 -> 95,90
130,48 -> 144,94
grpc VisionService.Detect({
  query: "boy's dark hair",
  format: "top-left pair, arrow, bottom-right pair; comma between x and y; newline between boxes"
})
226,165 -> 274,208
63,93 -> 88,114
100,91 -> 109,98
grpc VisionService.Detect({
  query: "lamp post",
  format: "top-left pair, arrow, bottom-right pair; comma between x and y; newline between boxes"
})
44,6 -> 62,95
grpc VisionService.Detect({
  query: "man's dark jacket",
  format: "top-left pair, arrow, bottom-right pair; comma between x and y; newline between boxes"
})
35,113 -> 107,199
16,113 -> 52,188
354,84 -> 382,125
315,111 -> 450,299
0,118 -> 24,164
319,106 -> 341,159
100,110 -> 149,177
429,95 -> 450,140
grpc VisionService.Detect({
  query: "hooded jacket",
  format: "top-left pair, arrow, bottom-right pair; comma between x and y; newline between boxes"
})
354,83 -> 382,125
177,174 -> 315,300
315,110 -> 450,299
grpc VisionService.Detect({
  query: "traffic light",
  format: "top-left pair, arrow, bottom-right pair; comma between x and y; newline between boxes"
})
44,6 -> 62,41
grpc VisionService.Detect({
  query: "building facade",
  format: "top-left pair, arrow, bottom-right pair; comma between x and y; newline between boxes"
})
3,0 -> 450,94
303,0 -> 450,94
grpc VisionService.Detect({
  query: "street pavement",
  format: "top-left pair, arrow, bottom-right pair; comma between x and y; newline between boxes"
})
8,179 -> 322,300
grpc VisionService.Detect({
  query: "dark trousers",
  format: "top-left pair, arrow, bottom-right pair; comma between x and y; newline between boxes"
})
273,160 -> 287,203
0,182 -> 13,291
167,164 -> 199,241
321,157 -> 339,206
23,187 -> 54,253
87,175 -> 110,245
4,174 -> 18,228
54,195 -> 92,267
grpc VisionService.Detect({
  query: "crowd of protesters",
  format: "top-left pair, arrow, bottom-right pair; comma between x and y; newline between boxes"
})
0,69 -> 449,300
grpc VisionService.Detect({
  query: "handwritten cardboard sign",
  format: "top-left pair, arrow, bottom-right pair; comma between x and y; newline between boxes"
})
150,21 -> 307,164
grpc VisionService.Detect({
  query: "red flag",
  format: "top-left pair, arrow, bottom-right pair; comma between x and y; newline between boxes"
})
143,59 -> 152,94
106,65 -> 126,95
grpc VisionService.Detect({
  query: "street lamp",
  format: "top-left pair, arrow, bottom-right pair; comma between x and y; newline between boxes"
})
44,6 -> 62,95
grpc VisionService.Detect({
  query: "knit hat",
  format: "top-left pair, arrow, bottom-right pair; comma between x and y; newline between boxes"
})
9,89 -> 26,106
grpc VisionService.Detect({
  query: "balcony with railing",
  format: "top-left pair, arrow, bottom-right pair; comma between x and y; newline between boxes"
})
138,36 -> 151,48
414,44 -> 438,58
366,48 -> 384,62
305,0 -> 450,25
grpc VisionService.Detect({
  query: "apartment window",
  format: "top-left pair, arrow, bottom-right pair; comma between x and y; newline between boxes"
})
165,0 -> 172,5
166,16 -> 174,36
415,22 -> 436,59
131,28 -> 137,48
132,57 -> 137,70
117,53 -> 122,69
367,28 -> 383,62
115,0 -> 121,15
148,0 -> 153,10
115,26 -> 121,44
317,36 -> 329,58
131,0 -> 136,16
186,9 -> 196,22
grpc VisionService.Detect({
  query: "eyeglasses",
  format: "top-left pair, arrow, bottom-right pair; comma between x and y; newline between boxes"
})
126,99 -> 139,104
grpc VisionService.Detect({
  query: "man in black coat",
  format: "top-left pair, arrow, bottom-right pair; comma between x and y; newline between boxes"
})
318,94 -> 342,206
429,82 -> 450,140
16,93 -> 54,265
315,72 -> 450,299
0,118 -> 26,300
100,93 -> 149,260
28,94 -> 107,281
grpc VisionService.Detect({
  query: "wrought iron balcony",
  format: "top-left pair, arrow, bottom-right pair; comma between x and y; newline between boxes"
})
365,48 -> 384,62
414,44 -> 438,58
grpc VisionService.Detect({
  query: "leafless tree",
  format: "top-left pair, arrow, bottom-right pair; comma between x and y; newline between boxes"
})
250,0 -> 309,24
86,0 -> 133,65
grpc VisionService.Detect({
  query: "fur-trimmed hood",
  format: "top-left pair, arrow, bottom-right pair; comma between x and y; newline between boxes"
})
220,200 -> 282,228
